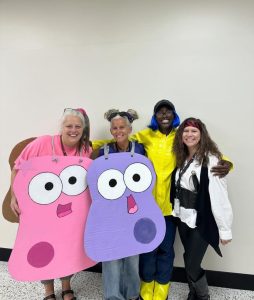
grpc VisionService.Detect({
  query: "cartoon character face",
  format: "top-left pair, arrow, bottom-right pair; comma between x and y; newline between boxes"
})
84,152 -> 166,262
8,156 -> 96,281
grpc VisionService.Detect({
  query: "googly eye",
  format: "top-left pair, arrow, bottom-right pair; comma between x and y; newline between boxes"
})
29,172 -> 62,205
97,169 -> 126,200
124,163 -> 152,193
59,165 -> 88,196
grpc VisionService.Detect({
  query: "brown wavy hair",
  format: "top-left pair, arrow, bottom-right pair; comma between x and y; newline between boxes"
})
173,117 -> 222,168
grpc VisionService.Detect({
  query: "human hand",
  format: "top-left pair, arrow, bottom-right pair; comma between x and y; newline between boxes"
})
10,196 -> 21,217
211,160 -> 232,178
220,239 -> 232,245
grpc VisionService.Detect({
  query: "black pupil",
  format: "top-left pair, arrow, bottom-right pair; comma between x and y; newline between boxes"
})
109,179 -> 117,187
69,176 -> 77,184
45,182 -> 54,191
133,174 -> 140,182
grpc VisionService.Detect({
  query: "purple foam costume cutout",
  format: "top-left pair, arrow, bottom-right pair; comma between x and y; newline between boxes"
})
84,152 -> 166,262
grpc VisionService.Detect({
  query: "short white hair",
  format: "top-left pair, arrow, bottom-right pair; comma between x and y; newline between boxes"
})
60,109 -> 85,131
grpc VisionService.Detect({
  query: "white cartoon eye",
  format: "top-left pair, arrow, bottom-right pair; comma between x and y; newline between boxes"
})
60,165 -> 88,196
98,169 -> 126,200
29,172 -> 62,205
124,163 -> 152,193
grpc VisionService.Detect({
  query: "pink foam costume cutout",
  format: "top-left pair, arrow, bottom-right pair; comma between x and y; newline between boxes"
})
8,155 -> 96,281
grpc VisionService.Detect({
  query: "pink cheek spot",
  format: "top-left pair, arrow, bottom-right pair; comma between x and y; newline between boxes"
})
27,242 -> 54,268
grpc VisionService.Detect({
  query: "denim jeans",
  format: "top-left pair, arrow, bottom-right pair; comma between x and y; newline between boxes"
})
102,255 -> 140,300
139,216 -> 176,284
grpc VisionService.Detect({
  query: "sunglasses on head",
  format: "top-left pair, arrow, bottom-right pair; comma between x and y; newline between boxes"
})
64,108 -> 86,117
108,111 -> 134,123
64,108 -> 76,112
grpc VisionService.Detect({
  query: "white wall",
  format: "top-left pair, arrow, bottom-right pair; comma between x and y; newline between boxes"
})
1,0 -> 253,275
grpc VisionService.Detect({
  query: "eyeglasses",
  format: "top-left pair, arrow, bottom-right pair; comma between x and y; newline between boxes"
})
108,111 -> 134,123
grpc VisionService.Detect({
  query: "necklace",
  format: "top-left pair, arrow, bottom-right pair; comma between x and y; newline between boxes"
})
60,136 -> 78,156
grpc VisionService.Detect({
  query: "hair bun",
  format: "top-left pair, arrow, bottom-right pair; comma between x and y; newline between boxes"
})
104,109 -> 119,121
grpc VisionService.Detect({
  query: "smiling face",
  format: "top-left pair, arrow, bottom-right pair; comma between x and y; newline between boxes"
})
61,115 -> 84,147
110,117 -> 132,145
155,106 -> 174,134
182,126 -> 201,152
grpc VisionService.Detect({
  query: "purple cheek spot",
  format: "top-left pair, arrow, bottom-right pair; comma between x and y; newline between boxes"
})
27,242 -> 54,268
134,218 -> 157,244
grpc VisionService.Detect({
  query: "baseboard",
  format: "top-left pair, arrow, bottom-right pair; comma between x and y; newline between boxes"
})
171,267 -> 254,291
0,247 -> 12,262
1,247 -> 253,291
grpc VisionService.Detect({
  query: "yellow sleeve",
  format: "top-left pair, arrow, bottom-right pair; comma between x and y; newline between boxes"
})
92,139 -> 113,150
129,133 -> 139,142
129,130 -> 146,144
222,155 -> 234,170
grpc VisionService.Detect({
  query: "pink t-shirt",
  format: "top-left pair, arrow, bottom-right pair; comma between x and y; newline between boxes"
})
15,135 -> 92,169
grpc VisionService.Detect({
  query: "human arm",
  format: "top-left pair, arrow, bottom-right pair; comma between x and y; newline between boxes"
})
92,136 -> 141,151
220,239 -> 231,245
211,156 -> 233,178
129,130 -> 146,144
91,127 -> 149,150
208,156 -> 233,245
90,148 -> 100,160
92,139 -> 113,150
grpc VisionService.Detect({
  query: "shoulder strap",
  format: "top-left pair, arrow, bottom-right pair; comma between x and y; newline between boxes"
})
130,141 -> 135,157
103,141 -> 135,159
51,135 -> 55,155
103,143 -> 110,159
51,136 -> 58,162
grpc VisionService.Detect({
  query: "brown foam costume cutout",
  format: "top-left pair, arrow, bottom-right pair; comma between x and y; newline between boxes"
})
2,138 -> 36,223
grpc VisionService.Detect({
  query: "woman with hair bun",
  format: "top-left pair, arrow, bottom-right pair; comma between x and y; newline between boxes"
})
93,108 -> 145,300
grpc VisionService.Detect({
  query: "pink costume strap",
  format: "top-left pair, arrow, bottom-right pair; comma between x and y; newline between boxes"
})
51,136 -> 83,163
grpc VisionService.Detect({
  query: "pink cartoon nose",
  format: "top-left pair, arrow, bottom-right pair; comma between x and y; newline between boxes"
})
127,194 -> 138,214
